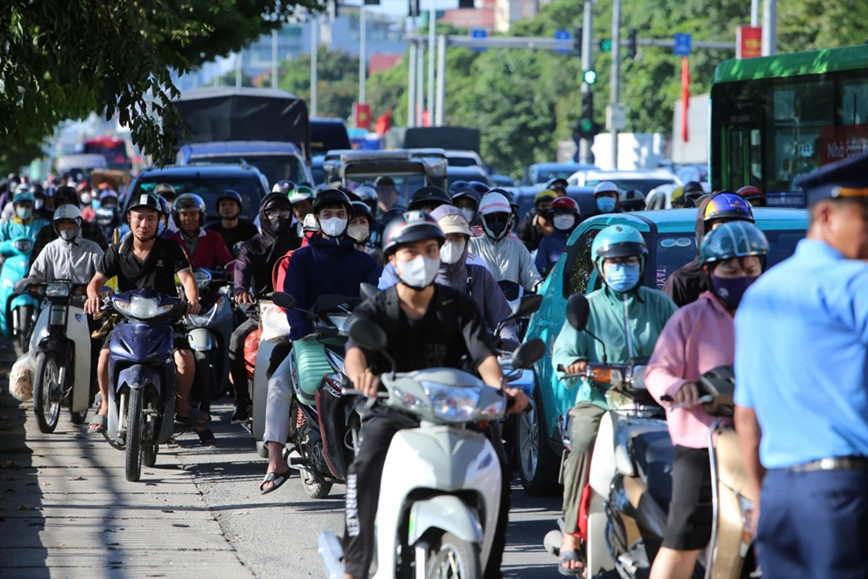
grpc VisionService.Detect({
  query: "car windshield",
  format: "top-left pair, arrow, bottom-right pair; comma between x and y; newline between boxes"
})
535,169 -> 576,183
651,229 -> 806,290
345,173 -> 428,208
131,176 -> 264,223
189,154 -> 305,189
585,178 -> 675,194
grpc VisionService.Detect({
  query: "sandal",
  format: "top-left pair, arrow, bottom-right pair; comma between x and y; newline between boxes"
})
175,407 -> 210,428
196,428 -> 217,446
259,470 -> 291,495
558,549 -> 585,576
88,414 -> 107,433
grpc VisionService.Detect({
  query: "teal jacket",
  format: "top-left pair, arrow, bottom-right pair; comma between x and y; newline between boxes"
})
0,216 -> 49,255
553,285 -> 677,409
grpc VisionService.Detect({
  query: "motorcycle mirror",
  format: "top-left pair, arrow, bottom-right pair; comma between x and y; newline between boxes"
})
348,319 -> 388,352
497,280 -> 521,302
232,241 -> 245,257
566,294 -> 591,331
511,338 -> 545,369
271,291 -> 296,310
359,283 -> 379,301
512,294 -> 542,319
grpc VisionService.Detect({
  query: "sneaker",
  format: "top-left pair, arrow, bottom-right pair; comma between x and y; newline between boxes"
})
231,402 -> 251,423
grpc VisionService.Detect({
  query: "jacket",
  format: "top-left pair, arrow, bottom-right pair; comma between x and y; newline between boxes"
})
645,292 -> 733,448
0,216 -> 50,255
167,229 -> 233,270
553,284 -> 677,409
469,234 -> 542,293
284,235 -> 381,340
30,220 -> 108,269
662,196 -> 714,307
535,229 -> 571,277
29,235 -> 104,285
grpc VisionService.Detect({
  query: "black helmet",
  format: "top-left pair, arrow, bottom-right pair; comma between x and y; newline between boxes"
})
450,186 -> 481,209
217,189 -> 243,212
382,211 -> 445,257
351,200 -> 373,224
546,177 -> 569,191
408,186 -> 452,211
127,192 -> 163,215
312,188 -> 353,215
54,186 -> 79,207
261,193 -> 292,213
153,183 -> 177,201
172,193 -> 206,227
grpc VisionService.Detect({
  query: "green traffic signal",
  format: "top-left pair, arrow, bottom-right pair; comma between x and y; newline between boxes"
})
580,118 -> 595,132
599,38 -> 612,52
582,69 -> 597,84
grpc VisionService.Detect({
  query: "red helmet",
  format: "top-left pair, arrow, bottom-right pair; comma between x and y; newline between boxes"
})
736,185 -> 765,206
550,196 -> 579,214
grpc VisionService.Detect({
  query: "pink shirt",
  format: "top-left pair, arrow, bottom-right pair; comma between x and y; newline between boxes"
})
645,292 -> 733,448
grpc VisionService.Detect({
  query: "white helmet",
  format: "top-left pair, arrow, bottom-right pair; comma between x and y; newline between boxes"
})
302,213 -> 320,233
478,192 -> 513,241
478,192 -> 512,216
53,204 -> 83,241
594,181 -> 621,196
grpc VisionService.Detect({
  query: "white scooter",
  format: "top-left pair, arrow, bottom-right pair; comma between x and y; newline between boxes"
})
319,319 -> 545,579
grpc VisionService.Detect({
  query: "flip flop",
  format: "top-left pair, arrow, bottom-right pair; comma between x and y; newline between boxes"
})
259,470 -> 291,495
88,414 -> 107,433
558,549 -> 585,576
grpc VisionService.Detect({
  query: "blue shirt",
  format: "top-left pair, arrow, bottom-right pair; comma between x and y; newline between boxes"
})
534,229 -> 570,276
734,239 -> 868,469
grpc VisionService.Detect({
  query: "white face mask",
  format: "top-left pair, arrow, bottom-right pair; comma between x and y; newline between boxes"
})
80,193 -> 92,205
553,214 -> 575,231
59,229 -> 76,242
440,240 -> 466,265
319,217 -> 347,237
15,207 -> 32,220
459,208 -> 476,224
396,256 -> 439,289
346,223 -> 369,244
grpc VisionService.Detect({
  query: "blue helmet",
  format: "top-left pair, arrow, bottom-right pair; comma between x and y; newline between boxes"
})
13,190 -> 35,204
590,224 -> 648,275
700,221 -> 769,267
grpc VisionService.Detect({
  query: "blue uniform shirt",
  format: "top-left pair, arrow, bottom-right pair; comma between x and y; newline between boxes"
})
734,239 -> 868,469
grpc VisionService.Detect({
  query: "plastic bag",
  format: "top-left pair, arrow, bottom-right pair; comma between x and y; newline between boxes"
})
9,356 -> 33,402
260,303 -> 291,344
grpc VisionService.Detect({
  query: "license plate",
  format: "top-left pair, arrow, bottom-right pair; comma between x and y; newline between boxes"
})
49,306 -> 67,326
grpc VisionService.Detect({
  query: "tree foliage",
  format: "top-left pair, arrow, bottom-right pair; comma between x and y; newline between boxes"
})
0,0 -> 321,172
279,47 -> 358,120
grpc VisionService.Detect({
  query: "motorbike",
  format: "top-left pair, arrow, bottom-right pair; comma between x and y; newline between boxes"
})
243,294 -> 278,458
272,291 -> 362,499
319,319 -> 546,579
101,289 -> 186,482
1,236 -> 40,354
24,280 -> 95,433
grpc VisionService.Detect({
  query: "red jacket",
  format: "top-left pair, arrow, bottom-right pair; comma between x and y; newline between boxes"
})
167,229 -> 233,271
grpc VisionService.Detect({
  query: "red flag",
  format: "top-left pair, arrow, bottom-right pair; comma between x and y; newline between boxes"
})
375,108 -> 392,135
681,56 -> 690,143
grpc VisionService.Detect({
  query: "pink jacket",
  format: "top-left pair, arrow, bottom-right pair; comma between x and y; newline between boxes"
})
645,292 -> 733,448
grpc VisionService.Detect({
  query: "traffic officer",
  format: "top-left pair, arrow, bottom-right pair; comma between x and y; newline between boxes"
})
734,152 -> 868,579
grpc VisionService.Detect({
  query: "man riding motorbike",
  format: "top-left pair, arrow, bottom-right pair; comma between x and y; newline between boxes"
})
535,196 -> 580,276
205,189 -> 258,252
0,190 -> 50,251
29,186 -> 108,267
166,194 -> 234,270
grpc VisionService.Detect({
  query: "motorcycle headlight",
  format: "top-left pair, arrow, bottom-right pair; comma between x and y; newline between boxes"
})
391,386 -> 429,412
479,396 -> 507,419
327,313 -> 352,333
45,282 -> 69,297
192,270 -> 212,289
14,239 -> 32,253
114,296 -> 173,319
420,382 -> 480,422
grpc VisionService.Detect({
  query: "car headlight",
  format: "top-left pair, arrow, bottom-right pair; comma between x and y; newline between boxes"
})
420,382 -> 480,422
45,282 -> 69,297
114,296 -> 173,319
327,313 -> 352,333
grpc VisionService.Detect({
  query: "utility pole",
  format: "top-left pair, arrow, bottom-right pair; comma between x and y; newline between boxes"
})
750,0 -> 759,26
579,0 -> 594,164
416,41 -> 425,125
762,0 -> 776,56
271,29 -> 279,89
408,40 -> 417,126
427,0 -> 437,126
435,35 -> 446,126
310,16 -> 318,117
610,0 -> 621,169
359,4 -> 367,104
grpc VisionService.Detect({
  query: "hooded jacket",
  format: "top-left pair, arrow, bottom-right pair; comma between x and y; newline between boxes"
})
469,234 -> 542,293
661,196 -> 714,307
233,192 -> 301,298
0,215 -> 50,255
29,232 -> 104,285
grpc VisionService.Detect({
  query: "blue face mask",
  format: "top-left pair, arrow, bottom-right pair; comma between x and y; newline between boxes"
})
596,196 -> 617,213
605,263 -> 641,292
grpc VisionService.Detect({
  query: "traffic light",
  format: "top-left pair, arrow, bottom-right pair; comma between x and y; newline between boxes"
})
627,28 -> 638,59
581,91 -> 594,122
599,38 -> 612,52
582,69 -> 597,85
408,0 -> 420,16
574,91 -> 600,141
573,27 -> 583,53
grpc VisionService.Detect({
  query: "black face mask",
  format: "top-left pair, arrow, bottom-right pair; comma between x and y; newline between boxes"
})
267,216 -> 289,233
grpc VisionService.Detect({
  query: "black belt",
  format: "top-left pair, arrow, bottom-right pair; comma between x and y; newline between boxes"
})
788,456 -> 868,473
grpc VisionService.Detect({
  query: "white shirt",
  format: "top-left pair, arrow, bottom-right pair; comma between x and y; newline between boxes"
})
30,235 -> 104,285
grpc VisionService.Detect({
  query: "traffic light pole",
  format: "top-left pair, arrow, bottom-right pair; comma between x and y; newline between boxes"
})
579,0 -> 593,165
610,0 -> 621,169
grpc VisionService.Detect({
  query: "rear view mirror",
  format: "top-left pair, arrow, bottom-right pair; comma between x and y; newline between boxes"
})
271,291 -> 296,310
512,294 -> 543,319
360,283 -> 379,301
349,319 -> 388,352
511,338 -> 545,369
566,294 -> 591,331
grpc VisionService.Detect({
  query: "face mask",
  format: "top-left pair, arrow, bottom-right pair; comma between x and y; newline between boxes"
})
80,193 -> 92,205
459,208 -> 476,224
605,263 -> 641,292
320,217 -> 348,238
16,207 -> 32,220
596,196 -> 616,213
483,216 -> 510,240
35,199 -> 44,210
157,219 -> 167,236
440,240 -> 466,265
346,223 -> 369,244
59,229 -> 76,242
712,275 -> 758,309
267,216 -> 289,233
396,256 -> 439,290
553,214 -> 575,231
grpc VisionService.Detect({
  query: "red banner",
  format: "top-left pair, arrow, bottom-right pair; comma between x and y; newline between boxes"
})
818,125 -> 868,165
354,103 -> 372,130
737,26 -> 762,59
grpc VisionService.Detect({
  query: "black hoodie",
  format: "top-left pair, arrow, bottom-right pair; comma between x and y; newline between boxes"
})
233,192 -> 301,297
661,195 -> 714,307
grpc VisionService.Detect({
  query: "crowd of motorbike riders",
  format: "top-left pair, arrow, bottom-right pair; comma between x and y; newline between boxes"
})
1,159 -> 865,579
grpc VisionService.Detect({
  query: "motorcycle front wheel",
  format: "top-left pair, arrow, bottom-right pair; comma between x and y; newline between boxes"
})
125,388 -> 144,482
425,532 -> 481,579
34,352 -> 63,433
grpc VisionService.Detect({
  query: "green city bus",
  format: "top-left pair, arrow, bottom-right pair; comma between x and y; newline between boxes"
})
710,45 -> 868,206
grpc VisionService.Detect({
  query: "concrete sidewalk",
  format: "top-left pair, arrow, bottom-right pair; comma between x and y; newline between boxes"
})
0,345 -> 251,578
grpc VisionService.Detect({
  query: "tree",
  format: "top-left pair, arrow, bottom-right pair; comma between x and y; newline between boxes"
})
0,0 -> 320,172
279,48 -> 358,120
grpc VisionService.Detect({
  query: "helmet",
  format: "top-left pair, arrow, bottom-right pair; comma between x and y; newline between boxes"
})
450,186 -> 481,208
153,183 -> 177,200
619,189 -> 646,211
52,204 -> 83,239
312,188 -> 353,215
157,195 -> 171,217
430,205 -> 471,236
12,190 -> 35,204
700,221 -> 769,266
550,196 -> 579,214
534,190 -> 558,207
703,192 -> 755,224
546,177 -> 569,191
217,189 -> 243,212
289,185 -> 315,205
591,224 -> 648,274
261,193 -> 292,213
350,200 -> 373,224
302,213 -> 320,233
354,185 -> 378,202
478,192 -> 514,241
682,181 -> 704,207
374,176 -> 395,188
735,185 -> 765,206
409,186 -> 452,211
272,180 -> 295,195
478,192 -> 513,216
172,193 -> 206,227
127,192 -> 164,214
99,189 -> 119,204
14,183 -> 30,194
594,181 -> 620,196
381,211 -> 445,257
54,186 -> 79,207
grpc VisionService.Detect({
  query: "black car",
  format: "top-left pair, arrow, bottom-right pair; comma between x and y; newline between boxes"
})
125,163 -> 269,224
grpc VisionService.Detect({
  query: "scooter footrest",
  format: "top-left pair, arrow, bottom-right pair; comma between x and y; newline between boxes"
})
289,456 -> 311,466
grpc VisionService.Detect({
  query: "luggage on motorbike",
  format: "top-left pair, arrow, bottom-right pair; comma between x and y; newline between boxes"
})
9,355 -> 33,402
292,336 -> 332,407
260,303 -> 291,344
244,328 -> 261,379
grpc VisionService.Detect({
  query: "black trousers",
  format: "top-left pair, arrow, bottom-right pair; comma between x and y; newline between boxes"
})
342,405 -> 510,579
228,317 -> 258,405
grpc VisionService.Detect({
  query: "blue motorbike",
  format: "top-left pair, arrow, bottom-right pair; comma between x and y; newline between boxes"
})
0,236 -> 40,354
102,289 -> 185,482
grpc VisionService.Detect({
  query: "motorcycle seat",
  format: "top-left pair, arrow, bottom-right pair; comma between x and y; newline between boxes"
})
631,430 -> 675,508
